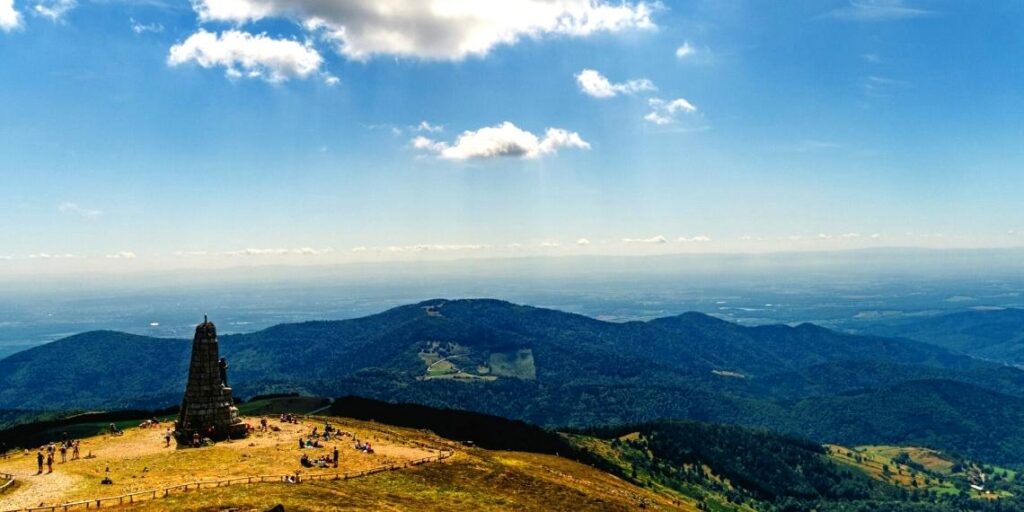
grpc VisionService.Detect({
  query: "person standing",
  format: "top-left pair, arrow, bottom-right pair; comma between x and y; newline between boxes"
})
72,441 -> 80,460
46,452 -> 53,473
60,443 -> 67,463
333,446 -> 339,468
36,450 -> 44,474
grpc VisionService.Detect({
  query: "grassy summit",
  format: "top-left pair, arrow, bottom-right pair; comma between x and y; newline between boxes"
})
0,403 -> 687,511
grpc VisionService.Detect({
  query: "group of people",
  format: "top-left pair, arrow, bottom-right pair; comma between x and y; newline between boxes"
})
299,446 -> 339,469
280,413 -> 301,424
138,418 -> 163,429
353,440 -> 374,454
35,437 -> 81,474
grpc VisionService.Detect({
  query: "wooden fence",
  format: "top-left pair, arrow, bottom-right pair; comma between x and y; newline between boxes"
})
0,472 -> 15,494
0,451 -> 452,512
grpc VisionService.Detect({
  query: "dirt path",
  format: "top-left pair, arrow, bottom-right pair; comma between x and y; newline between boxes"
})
0,469 -> 81,510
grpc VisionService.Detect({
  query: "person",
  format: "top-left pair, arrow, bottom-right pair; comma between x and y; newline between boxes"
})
36,450 -> 44,474
333,446 -> 339,468
72,441 -> 80,460
46,452 -> 53,473
165,430 -> 172,447
299,437 -> 304,450
60,443 -> 67,463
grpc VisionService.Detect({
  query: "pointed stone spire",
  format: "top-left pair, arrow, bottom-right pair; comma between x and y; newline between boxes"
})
176,316 -> 247,443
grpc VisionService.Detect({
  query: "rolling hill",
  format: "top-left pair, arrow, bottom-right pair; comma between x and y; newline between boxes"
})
5,396 -> 1023,512
3,299 -> 1024,462
869,308 -> 1024,365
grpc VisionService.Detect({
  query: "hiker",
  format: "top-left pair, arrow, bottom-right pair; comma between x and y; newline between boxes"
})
165,430 -> 172,447
60,443 -> 67,463
46,452 -> 53,473
72,441 -> 80,460
333,446 -> 339,468
36,450 -> 44,474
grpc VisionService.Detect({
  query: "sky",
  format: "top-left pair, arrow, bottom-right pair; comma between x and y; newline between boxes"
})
2,0 -> 1024,275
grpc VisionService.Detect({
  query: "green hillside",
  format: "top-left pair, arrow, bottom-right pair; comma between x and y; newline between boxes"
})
4,299 -> 1024,463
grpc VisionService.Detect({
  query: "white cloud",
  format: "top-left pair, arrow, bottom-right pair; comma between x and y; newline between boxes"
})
350,246 -> 368,252
825,0 -> 930,21
623,235 -> 667,244
220,247 -> 334,256
32,0 -> 74,22
58,202 -> 102,218
675,41 -> 695,58
539,241 -> 561,248
105,251 -> 137,259
193,0 -> 656,61
575,68 -> 655,98
385,244 -> 489,252
644,97 -> 698,125
678,235 -> 711,243
28,253 -> 76,259
840,232 -> 862,239
413,121 -> 589,160
871,233 -> 882,239
415,121 -> 443,133
130,18 -> 164,34
1,0 -> 21,31
168,29 -> 325,83
175,250 -> 208,257
576,238 -> 591,246
323,74 -> 340,86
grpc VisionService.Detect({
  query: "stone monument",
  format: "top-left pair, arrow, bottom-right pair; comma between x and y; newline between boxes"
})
176,316 -> 247,443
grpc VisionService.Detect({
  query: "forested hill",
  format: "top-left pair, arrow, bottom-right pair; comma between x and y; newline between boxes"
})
0,298 -> 978,411
869,308 -> 1024,366
3,299 -> 1024,462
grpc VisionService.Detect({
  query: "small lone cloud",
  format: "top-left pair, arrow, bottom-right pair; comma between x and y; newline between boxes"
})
824,0 -> 931,22
58,202 -> 102,218
645,97 -> 698,125
678,235 -> 711,243
105,251 -> 137,259
130,18 -> 163,34
576,238 -> 591,246
623,235 -> 667,244
576,68 -> 656,99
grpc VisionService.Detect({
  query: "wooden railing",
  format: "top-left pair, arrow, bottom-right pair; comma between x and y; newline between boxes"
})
0,472 -> 15,494
0,451 -> 452,512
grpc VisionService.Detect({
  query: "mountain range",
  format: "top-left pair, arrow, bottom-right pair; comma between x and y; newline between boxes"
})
3,298 -> 1024,462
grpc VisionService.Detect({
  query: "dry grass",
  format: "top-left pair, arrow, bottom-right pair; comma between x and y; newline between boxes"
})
0,416 -> 436,510
126,449 -> 693,512
0,416 -> 687,512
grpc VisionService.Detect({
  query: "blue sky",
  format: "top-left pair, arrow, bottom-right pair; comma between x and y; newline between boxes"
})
1,0 -> 1024,274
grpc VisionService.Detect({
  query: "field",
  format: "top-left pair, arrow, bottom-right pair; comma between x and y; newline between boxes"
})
826,444 -> 1013,499
126,450 -> 691,511
0,403 -> 687,512
0,415 -> 437,511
